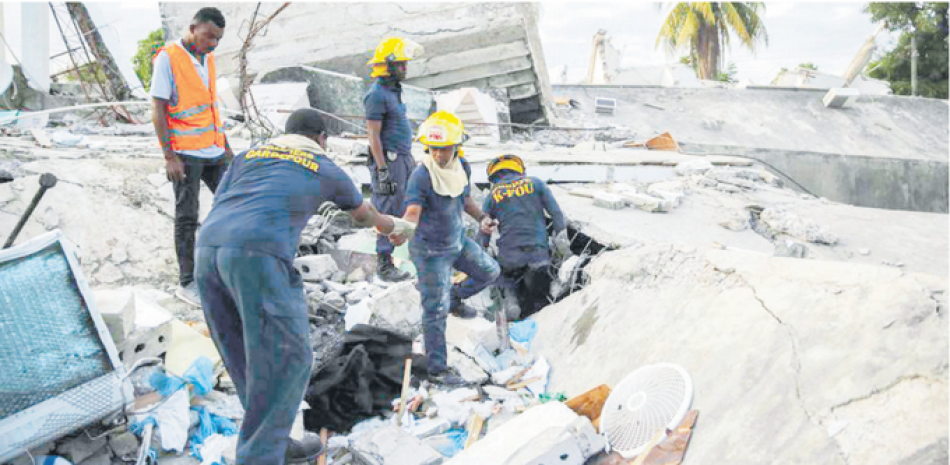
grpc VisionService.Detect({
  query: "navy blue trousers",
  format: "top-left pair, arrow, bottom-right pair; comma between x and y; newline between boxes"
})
410,237 -> 500,373
370,154 -> 414,255
195,246 -> 312,465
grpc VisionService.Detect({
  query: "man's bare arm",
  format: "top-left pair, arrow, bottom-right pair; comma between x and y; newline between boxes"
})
152,98 -> 185,181
366,120 -> 387,166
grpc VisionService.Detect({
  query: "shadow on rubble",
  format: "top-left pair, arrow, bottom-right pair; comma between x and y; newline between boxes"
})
547,224 -> 612,306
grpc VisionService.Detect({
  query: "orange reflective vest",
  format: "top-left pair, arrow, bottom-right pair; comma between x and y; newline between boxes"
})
160,43 -> 225,152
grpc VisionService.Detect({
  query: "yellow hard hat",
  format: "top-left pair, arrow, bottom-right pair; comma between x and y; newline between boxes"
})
487,154 -> 525,178
417,111 -> 468,148
367,37 -> 423,65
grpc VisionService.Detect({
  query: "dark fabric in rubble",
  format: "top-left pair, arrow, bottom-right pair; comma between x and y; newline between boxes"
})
303,324 -> 415,432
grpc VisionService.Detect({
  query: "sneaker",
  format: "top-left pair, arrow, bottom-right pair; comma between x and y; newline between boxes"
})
286,432 -> 324,464
377,253 -> 411,282
428,367 -> 467,386
175,282 -> 202,308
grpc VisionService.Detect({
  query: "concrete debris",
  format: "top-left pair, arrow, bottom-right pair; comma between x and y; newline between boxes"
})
93,287 -> 136,344
716,182 -> 742,193
351,425 -> 444,465
674,159 -> 714,176
859,248 -> 871,256
107,430 -> 139,457
366,281 -> 424,338
759,208 -> 839,245
446,315 -> 502,353
774,238 -> 809,258
447,347 -> 490,385
616,191 -> 674,213
592,192 -> 626,210
56,434 -> 107,464
294,254 -> 340,282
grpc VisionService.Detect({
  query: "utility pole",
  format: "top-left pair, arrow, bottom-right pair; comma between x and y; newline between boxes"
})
65,2 -> 132,101
910,29 -> 918,96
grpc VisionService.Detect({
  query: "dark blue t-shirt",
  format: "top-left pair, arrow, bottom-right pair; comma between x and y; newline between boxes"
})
480,173 -> 566,268
197,142 -> 363,261
405,159 -> 472,255
364,80 -> 412,160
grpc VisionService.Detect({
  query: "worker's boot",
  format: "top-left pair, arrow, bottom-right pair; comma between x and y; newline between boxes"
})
286,432 -> 324,464
449,287 -> 478,319
377,253 -> 410,282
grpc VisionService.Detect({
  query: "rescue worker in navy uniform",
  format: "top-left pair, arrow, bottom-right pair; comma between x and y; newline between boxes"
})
472,154 -> 569,320
195,109 -> 414,464
364,37 -> 424,282
390,111 -> 501,386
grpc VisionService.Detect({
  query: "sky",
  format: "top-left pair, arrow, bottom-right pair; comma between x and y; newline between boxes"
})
1,1 -> 898,88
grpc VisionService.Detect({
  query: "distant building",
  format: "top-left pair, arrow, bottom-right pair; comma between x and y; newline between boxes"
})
771,66 -> 891,95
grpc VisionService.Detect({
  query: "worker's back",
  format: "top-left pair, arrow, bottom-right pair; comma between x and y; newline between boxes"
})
198,137 -> 362,261
484,174 -> 563,268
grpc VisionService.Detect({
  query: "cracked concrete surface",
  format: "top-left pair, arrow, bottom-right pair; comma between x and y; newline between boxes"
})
532,244 -> 947,463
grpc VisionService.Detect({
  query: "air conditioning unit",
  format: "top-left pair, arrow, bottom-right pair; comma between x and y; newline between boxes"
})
594,97 -> 617,115
0,230 -> 132,462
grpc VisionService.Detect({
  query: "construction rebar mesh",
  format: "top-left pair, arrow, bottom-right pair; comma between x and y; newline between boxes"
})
0,244 -> 110,420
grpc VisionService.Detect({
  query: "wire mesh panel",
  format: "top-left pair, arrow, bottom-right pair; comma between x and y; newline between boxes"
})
0,243 -> 111,420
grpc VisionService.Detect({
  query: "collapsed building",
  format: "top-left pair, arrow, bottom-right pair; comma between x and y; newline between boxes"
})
0,2 -> 947,465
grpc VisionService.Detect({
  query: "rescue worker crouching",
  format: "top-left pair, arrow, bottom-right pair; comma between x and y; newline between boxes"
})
471,154 -> 569,320
389,111 -> 500,386
364,36 -> 424,282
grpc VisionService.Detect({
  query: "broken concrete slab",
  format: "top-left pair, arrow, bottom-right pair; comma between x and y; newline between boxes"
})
294,255 -> 340,282
759,208 -> 838,245
56,434 -> 107,464
447,402 -> 581,464
447,347 -> 489,385
592,192 -> 625,210
616,191 -> 673,213
446,315 -> 501,353
674,159 -> 714,176
532,244 -> 947,463
93,287 -> 136,344
351,424 -> 444,465
366,281 -> 423,338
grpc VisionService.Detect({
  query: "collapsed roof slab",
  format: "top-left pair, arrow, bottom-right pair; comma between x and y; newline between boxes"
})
554,86 -> 949,213
159,2 -> 554,124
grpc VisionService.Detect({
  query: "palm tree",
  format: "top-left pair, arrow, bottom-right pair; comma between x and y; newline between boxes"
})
657,3 -> 768,80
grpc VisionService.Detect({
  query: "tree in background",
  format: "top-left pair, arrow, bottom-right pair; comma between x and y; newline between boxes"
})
133,29 -> 165,92
657,2 -> 768,80
864,2 -> 948,98
798,62 -> 818,70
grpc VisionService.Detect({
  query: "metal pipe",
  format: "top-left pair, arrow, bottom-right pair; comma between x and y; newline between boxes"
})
3,173 -> 57,249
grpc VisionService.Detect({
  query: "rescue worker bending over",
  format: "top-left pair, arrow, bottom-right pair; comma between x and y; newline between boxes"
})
195,109 -> 414,464
364,37 -> 424,282
475,154 -> 568,320
390,111 -> 501,386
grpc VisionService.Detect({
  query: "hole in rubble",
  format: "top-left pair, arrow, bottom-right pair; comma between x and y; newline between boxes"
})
560,453 -> 571,461
158,336 -> 165,343
134,343 -> 145,353
547,224 -> 613,305
301,265 -> 311,274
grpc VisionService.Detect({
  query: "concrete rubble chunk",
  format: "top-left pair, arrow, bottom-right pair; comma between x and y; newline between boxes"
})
716,182 -> 741,193
346,267 -> 367,283
447,347 -> 489,384
294,255 -> 339,282
351,424 -> 444,465
108,430 -> 140,457
617,191 -> 672,212
760,208 -> 839,245
774,239 -> 809,258
367,281 -> 423,338
674,159 -> 714,176
322,280 -> 352,295
77,447 -> 112,465
346,288 -> 369,304
322,291 -> 346,311
592,192 -> 626,210
446,315 -> 501,353
93,287 -> 136,344
447,402 -> 580,464
116,294 -> 174,369
57,434 -> 108,464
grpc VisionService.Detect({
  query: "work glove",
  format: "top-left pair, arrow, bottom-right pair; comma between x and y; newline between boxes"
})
553,229 -> 571,256
376,164 -> 397,196
391,217 -> 417,238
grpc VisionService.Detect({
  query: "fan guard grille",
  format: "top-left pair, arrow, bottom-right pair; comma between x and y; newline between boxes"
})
601,363 -> 693,458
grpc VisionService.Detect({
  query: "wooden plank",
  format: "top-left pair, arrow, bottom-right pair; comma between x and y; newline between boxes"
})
318,427 -> 329,465
640,410 -> 699,465
565,384 -> 611,429
396,357 -> 413,426
464,414 -> 485,449
29,129 -> 52,148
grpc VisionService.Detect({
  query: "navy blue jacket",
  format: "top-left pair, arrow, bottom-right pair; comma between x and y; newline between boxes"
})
479,172 -> 565,268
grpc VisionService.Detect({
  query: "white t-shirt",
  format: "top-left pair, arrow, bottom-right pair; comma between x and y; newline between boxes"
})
150,40 -> 224,159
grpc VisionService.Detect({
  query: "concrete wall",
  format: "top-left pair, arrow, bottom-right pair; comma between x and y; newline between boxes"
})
689,143 -> 949,213
159,3 -> 554,124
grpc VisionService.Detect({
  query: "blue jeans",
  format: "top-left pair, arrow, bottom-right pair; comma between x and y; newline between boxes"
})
371,154 -> 414,255
410,236 -> 500,373
195,246 -> 312,465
